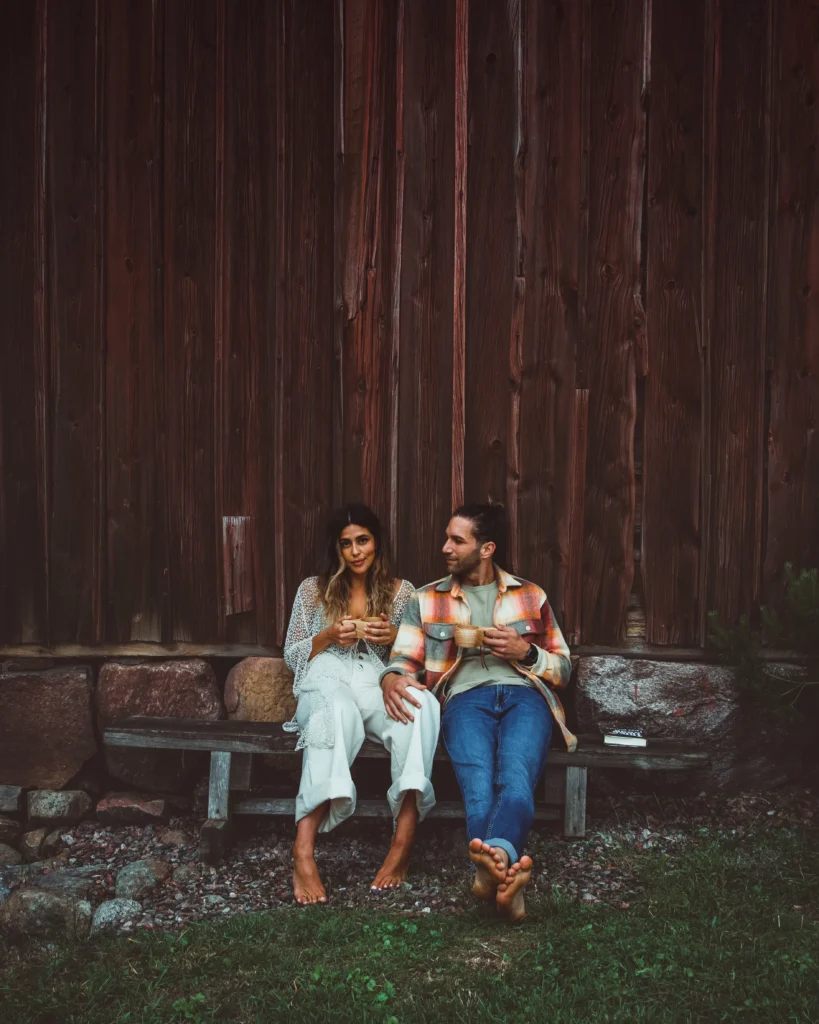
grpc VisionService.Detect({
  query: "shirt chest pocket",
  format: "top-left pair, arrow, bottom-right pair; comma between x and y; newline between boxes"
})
423,622 -> 456,642
505,618 -> 545,638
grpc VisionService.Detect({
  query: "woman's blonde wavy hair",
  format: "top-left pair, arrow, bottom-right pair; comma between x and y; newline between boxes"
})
317,504 -> 395,624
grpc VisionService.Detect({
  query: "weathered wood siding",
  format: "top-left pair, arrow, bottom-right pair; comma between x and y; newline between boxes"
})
1,0 -> 816,649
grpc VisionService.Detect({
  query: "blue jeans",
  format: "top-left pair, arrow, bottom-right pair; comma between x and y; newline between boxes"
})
441,684 -> 553,865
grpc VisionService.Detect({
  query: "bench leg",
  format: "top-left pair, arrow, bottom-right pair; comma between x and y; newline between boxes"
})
201,751 -> 233,864
563,766 -> 587,839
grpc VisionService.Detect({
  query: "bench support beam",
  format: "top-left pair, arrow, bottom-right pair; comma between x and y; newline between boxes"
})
563,766 -> 588,838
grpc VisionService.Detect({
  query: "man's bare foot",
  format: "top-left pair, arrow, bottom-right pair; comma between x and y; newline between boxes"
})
496,855 -> 532,923
371,835 -> 413,890
469,838 -> 509,900
292,847 -> 327,905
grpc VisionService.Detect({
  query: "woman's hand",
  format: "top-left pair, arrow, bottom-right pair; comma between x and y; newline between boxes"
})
326,618 -> 357,648
364,612 -> 397,648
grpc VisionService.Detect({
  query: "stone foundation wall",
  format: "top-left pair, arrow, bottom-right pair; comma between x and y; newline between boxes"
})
0,653 -> 812,848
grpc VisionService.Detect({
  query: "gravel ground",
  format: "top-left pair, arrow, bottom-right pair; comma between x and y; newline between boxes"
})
15,787 -> 815,933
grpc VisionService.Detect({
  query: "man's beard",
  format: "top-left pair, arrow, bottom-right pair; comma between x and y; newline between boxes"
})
447,547 -> 481,578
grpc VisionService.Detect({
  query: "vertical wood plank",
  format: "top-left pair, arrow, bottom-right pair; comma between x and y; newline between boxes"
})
104,0 -> 168,642
564,389 -> 589,645
563,765 -> 587,838
706,0 -> 771,623
764,0 -> 819,588
452,0 -> 467,511
517,0 -> 583,607
0,0 -> 48,643
163,0 -> 218,641
337,0 -> 399,528
396,0 -> 456,587
643,0 -> 705,645
579,0 -> 646,643
279,0 -> 334,640
463,1 -> 517,520
47,0 -> 103,643
219,0 -> 279,643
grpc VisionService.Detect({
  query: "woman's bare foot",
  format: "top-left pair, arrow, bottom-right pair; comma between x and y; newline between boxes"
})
469,838 -> 509,900
292,846 -> 327,905
496,855 -> 532,923
372,792 -> 418,891
371,835 -> 413,890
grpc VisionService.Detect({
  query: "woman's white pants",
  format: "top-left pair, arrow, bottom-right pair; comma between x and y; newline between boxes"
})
295,651 -> 440,832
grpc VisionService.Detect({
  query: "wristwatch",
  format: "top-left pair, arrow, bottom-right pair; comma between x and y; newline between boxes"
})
520,643 -> 538,668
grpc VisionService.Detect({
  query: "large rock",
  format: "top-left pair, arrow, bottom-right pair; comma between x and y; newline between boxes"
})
96,792 -> 168,825
96,660 -> 224,792
575,657 -> 812,791
0,889 -> 91,942
19,828 -> 49,863
224,658 -> 296,723
0,668 -> 96,789
0,786 -> 23,816
115,858 -> 171,900
28,790 -> 92,827
91,899 -> 142,935
0,817 -> 21,846
27,864 -> 104,899
0,844 -> 23,867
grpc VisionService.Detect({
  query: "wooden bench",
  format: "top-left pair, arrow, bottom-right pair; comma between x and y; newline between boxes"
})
104,718 -> 708,863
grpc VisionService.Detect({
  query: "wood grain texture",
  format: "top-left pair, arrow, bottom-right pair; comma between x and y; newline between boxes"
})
464,0 -> 517,516
516,0 -> 582,609
0,0 -> 47,643
706,0 -> 771,623
221,516 -> 253,617
278,0 -> 334,641
336,0 -> 399,526
643,0 -> 705,644
452,0 -> 468,510
46,0 -> 103,643
104,0 -> 168,642
579,0 -> 646,643
764,0 -> 819,589
163,0 -> 218,641
396,0 -> 455,587
564,389 -> 589,645
219,0 -> 278,643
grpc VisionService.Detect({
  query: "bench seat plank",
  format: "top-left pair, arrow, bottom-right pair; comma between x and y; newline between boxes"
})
104,717 -> 708,770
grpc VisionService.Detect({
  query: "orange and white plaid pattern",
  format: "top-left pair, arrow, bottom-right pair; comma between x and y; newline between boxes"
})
381,568 -> 576,751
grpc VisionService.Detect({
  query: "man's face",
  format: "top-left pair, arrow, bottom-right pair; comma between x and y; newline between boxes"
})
442,516 -> 481,576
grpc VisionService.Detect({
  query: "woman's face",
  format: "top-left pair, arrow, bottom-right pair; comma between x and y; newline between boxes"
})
338,523 -> 376,576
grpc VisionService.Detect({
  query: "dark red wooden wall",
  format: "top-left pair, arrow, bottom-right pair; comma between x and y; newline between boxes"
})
1,0 -> 817,650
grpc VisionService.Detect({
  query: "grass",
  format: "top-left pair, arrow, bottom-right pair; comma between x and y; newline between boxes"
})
1,829 -> 818,1024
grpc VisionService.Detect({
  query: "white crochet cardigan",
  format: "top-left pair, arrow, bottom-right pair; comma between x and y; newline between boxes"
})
282,576 -> 415,748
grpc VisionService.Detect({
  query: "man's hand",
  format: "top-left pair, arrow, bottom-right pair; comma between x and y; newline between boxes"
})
326,618 -> 357,648
381,671 -> 428,724
364,612 -> 397,648
483,626 -> 531,662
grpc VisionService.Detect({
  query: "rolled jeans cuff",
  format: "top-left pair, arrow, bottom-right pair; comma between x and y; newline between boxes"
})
485,836 -> 518,866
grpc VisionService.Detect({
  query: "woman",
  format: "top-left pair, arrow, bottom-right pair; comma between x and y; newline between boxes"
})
283,503 -> 440,905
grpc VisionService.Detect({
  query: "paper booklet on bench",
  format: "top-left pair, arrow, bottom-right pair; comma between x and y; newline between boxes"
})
603,728 -> 647,748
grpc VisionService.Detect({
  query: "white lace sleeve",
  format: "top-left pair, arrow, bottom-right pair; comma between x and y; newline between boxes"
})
283,577 -> 322,699
391,579 -> 415,628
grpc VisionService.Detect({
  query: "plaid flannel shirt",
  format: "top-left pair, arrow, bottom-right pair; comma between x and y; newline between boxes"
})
380,567 -> 576,751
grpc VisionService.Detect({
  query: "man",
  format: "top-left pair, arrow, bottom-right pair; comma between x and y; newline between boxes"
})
380,503 -> 574,922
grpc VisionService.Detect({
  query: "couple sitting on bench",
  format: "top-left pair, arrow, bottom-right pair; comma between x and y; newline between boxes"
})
283,501 -> 574,923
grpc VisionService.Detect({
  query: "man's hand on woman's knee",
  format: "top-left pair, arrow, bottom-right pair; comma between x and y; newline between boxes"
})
381,672 -> 428,724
